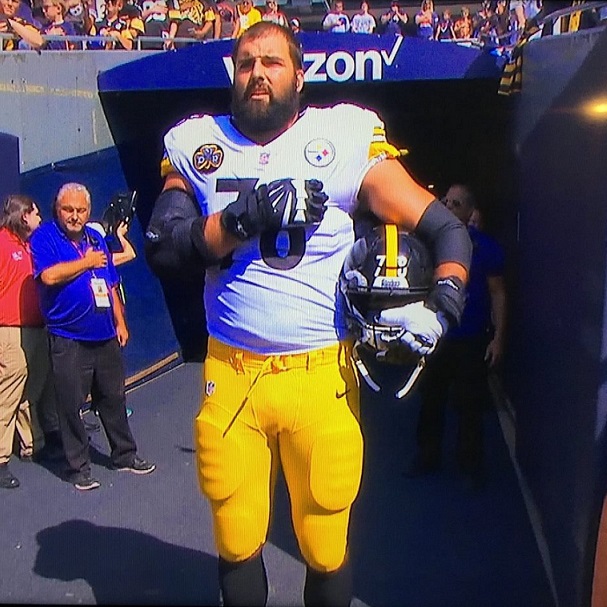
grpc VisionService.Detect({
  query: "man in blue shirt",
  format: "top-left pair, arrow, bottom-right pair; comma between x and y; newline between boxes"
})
408,184 -> 507,489
30,182 -> 155,491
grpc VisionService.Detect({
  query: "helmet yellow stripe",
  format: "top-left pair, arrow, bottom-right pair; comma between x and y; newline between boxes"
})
385,224 -> 398,277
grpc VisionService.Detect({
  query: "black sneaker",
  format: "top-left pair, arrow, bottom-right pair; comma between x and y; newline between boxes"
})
113,456 -> 156,475
72,471 -> 101,491
0,463 -> 20,489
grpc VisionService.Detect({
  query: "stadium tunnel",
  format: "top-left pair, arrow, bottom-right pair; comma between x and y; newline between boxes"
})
96,25 -> 607,607
97,32 -> 512,362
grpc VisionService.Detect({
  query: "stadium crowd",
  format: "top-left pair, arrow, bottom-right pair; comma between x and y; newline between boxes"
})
1,0 -> 605,52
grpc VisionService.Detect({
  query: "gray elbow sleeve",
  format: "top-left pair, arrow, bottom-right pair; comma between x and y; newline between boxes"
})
144,188 -> 218,279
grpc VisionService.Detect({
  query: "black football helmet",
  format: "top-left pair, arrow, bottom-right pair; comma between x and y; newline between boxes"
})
340,224 -> 434,398
102,191 -> 138,238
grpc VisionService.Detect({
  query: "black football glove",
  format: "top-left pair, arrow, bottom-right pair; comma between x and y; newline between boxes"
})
221,180 -> 329,240
302,179 -> 329,225
264,178 -> 328,229
220,184 -> 273,241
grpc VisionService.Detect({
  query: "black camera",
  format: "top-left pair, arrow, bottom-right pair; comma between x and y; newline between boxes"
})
102,191 -> 137,252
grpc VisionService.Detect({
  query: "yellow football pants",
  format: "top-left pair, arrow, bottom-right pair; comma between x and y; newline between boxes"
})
195,337 -> 363,573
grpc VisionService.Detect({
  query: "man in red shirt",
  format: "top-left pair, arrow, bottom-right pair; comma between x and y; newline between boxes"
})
0,194 -> 58,489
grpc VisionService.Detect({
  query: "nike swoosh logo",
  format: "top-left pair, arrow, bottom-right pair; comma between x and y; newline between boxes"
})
335,388 -> 350,399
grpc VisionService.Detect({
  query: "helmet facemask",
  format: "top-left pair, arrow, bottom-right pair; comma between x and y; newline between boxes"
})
340,224 -> 434,398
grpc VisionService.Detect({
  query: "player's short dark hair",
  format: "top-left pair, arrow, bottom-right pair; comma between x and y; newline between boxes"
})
231,21 -> 303,72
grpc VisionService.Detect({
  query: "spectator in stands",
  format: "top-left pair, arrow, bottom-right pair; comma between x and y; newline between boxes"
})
0,195 -> 59,489
41,0 -> 77,49
289,15 -> 299,33
472,0 -> 492,37
351,0 -> 375,33
118,2 -> 144,48
30,182 -> 156,491
453,5 -> 472,39
65,0 -> 97,46
167,0 -> 213,46
95,0 -> 133,48
380,0 -> 407,36
17,0 -> 42,24
85,0 -> 96,19
322,0 -> 349,33
0,0 -> 44,49
139,0 -> 170,48
414,0 -> 438,40
494,0 -> 514,46
407,185 -> 506,490
475,1 -> 498,46
261,0 -> 287,28
214,0 -> 238,38
510,0 -> 540,32
236,0 -> 260,35
434,7 -> 455,40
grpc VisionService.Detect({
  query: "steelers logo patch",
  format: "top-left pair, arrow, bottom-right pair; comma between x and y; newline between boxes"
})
304,139 -> 335,168
193,144 -> 224,173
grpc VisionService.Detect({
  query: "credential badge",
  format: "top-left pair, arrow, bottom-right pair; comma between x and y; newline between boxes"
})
193,144 -> 224,173
304,139 -> 335,168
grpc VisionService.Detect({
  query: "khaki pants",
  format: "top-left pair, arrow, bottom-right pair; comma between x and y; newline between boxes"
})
0,327 -> 52,463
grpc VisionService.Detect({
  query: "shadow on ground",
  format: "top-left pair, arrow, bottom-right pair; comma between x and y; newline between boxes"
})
33,520 -> 218,605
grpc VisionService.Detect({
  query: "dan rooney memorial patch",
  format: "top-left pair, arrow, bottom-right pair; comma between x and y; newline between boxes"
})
193,144 -> 224,173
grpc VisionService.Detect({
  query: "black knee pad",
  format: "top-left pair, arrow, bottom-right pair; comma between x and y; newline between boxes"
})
304,559 -> 352,607
218,551 -> 268,607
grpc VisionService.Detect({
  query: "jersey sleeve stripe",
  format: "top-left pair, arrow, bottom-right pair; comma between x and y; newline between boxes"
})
160,156 -> 175,178
368,141 -> 401,161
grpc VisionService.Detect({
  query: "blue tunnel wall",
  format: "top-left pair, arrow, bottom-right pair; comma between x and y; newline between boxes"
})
506,27 -> 607,607
0,133 -> 20,202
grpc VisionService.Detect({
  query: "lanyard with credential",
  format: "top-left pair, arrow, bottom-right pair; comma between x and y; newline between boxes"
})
73,233 -> 111,310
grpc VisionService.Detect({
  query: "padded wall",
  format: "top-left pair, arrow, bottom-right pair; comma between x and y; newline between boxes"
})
0,132 -> 20,201
507,27 -> 607,607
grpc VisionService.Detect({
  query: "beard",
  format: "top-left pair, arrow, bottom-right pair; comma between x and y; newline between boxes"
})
231,77 -> 300,137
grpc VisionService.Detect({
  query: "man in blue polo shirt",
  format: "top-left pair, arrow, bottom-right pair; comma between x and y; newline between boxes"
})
407,184 -> 507,489
30,182 -> 155,491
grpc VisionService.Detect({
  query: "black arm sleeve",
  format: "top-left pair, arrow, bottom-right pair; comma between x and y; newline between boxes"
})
144,188 -> 219,281
414,199 -> 472,326
414,199 -> 472,270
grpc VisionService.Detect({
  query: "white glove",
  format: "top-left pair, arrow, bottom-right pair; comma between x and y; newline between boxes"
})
377,301 -> 449,356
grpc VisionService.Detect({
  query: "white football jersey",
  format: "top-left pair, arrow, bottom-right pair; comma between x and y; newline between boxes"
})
162,103 -> 396,354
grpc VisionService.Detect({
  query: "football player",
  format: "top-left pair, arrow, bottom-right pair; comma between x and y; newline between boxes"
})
145,21 -> 472,607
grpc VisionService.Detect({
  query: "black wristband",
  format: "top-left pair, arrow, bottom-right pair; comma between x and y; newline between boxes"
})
220,206 -> 248,241
425,276 -> 467,327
